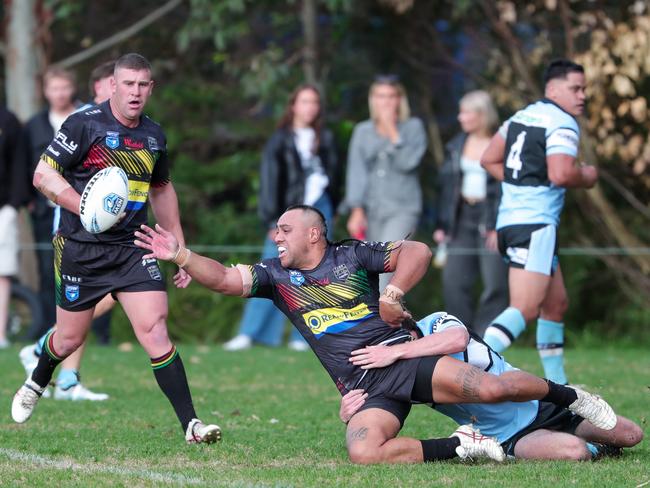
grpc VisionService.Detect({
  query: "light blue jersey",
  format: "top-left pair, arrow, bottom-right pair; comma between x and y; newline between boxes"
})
496,99 -> 579,229
416,312 -> 539,442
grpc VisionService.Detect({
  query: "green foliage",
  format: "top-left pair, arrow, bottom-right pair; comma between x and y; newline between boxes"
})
0,345 -> 648,486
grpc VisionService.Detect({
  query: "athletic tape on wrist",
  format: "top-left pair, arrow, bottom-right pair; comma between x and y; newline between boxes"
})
379,284 -> 405,305
171,246 -> 191,268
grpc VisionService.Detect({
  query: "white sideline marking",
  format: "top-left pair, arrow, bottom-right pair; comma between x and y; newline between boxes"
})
0,448 -> 204,485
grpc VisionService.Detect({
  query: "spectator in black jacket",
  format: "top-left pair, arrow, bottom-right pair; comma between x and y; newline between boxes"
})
24,67 -> 80,335
0,106 -> 30,348
433,90 -> 508,336
224,84 -> 339,351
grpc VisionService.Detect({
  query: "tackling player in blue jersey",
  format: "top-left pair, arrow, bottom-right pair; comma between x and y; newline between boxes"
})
340,312 -> 642,460
480,59 -> 599,384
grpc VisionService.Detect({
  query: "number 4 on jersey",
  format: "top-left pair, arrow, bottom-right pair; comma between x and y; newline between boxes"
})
506,131 -> 526,179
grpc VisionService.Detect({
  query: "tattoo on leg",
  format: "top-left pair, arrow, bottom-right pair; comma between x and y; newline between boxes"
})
454,366 -> 484,401
347,426 -> 369,443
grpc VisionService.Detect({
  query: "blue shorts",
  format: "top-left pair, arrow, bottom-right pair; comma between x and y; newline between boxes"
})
497,224 -> 559,276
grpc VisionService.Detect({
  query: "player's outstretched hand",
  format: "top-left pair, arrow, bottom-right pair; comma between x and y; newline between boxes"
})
349,344 -> 401,369
134,224 -> 179,261
173,268 -> 192,289
339,389 -> 368,424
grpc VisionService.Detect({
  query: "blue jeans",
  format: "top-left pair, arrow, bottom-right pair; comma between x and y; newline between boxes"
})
236,193 -> 334,346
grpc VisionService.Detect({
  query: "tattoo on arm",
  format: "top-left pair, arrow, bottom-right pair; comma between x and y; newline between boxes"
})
454,366 -> 484,402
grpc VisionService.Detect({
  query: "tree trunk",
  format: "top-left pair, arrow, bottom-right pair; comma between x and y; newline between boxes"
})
5,0 -> 43,122
301,0 -> 319,86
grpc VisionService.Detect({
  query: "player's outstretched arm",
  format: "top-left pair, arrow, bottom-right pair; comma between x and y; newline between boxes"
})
349,326 -> 469,369
33,159 -> 81,214
134,223 -> 244,296
480,133 -> 506,181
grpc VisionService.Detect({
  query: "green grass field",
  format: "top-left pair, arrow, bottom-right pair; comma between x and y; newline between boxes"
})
0,344 -> 647,487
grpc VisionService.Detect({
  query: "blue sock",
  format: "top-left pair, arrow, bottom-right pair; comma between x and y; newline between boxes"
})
586,442 -> 599,459
57,368 -> 80,390
536,318 -> 568,384
483,307 -> 526,353
35,326 -> 55,356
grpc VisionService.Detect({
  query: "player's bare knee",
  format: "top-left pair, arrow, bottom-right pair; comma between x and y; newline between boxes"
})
347,443 -> 380,465
562,438 -> 591,461
620,420 -> 644,447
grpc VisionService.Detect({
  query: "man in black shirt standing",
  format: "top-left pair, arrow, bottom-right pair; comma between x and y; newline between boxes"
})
12,53 -> 220,445
135,205 -> 617,463
0,105 -> 30,348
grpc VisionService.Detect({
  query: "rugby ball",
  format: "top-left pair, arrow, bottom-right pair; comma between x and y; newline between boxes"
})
79,167 -> 129,234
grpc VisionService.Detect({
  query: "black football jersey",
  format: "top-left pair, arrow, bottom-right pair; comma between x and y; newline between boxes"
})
41,100 -> 170,245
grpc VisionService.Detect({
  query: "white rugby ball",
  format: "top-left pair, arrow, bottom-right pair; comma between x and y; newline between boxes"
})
79,167 -> 129,234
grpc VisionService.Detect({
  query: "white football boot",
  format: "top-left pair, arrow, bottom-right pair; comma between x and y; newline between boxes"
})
12,379 -> 45,423
54,383 -> 109,401
451,424 -> 506,462
18,345 -> 51,398
223,335 -> 252,351
567,386 -> 617,430
185,418 -> 222,444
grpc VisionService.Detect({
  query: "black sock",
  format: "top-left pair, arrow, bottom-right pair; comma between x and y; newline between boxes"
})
541,380 -> 578,407
420,437 -> 461,462
31,330 -> 64,388
151,346 -> 197,432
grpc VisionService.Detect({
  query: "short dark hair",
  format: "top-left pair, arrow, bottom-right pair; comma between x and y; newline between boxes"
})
543,59 -> 584,85
285,204 -> 328,238
114,53 -> 151,74
89,60 -> 115,94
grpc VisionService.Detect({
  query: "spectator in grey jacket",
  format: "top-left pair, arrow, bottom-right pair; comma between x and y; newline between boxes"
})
345,75 -> 426,290
433,90 -> 508,336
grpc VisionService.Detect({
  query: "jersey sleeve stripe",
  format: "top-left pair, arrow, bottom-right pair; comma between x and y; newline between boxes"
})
42,154 -> 64,173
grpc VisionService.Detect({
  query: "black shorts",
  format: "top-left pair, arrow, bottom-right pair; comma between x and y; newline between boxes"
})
501,401 -> 585,457
498,224 -> 559,276
356,355 -> 442,427
54,235 -> 166,311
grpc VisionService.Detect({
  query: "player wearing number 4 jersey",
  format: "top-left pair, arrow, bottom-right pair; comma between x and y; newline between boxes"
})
481,59 -> 598,385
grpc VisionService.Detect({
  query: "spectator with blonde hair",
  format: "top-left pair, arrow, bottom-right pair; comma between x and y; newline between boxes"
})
433,90 -> 508,336
345,75 -> 426,290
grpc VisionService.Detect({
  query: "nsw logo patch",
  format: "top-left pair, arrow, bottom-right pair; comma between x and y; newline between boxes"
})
105,131 -> 120,149
289,270 -> 305,286
65,284 -> 80,302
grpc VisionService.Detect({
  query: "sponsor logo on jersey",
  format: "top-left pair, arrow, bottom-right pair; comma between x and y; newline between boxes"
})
126,180 -> 150,211
147,136 -> 159,151
46,144 -> 60,157
124,137 -> 144,150
54,131 -> 78,154
302,303 -> 372,337
289,270 -> 305,286
103,193 -> 125,216
65,284 -> 80,302
105,131 -> 120,149
332,264 -> 350,281
84,108 -> 101,115
141,257 -> 157,267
